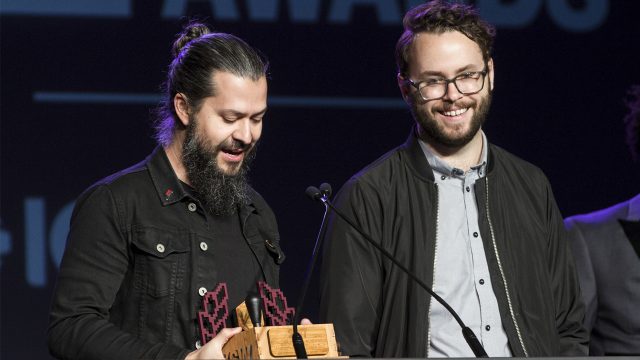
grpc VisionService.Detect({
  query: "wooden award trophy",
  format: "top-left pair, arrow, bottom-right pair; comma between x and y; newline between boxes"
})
197,281 -> 344,359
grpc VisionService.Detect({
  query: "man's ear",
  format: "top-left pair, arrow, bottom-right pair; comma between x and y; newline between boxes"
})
487,58 -> 495,91
397,73 -> 411,104
173,93 -> 190,126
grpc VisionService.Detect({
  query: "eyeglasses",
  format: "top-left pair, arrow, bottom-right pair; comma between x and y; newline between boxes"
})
406,68 -> 488,101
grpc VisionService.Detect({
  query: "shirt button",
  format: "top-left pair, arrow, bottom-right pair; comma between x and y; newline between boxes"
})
479,279 -> 485,285
199,242 -> 208,251
485,325 -> 491,331
198,287 -> 207,296
473,232 -> 479,238
188,202 -> 197,212
466,186 -> 471,192
156,244 -> 165,253
195,340 -> 202,349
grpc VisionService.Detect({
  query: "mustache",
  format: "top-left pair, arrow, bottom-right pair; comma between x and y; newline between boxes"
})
219,139 -> 252,152
433,99 -> 476,112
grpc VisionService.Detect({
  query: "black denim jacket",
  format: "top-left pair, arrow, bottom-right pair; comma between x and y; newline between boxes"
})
48,147 -> 285,360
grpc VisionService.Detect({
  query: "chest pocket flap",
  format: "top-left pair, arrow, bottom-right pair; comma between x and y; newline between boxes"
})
132,227 -> 190,258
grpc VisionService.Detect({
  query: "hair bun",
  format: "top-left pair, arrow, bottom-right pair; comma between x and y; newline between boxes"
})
172,22 -> 211,57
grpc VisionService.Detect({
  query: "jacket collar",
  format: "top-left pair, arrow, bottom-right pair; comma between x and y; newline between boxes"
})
628,193 -> 640,220
401,125 -> 436,182
239,198 -> 258,226
147,146 -> 189,206
146,146 -> 259,217
401,125 -> 496,181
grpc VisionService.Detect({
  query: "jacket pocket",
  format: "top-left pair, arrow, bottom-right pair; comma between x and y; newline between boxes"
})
132,226 -> 190,297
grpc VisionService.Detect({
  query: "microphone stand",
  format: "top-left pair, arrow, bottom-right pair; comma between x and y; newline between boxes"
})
309,184 -> 488,358
291,188 -> 331,359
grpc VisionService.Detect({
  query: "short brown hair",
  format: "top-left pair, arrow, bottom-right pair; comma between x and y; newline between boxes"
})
395,0 -> 496,76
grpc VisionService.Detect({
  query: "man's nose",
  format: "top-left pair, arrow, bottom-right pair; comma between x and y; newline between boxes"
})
442,81 -> 463,102
233,119 -> 253,145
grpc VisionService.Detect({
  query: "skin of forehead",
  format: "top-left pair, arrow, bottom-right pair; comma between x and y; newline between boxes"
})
409,31 -> 485,78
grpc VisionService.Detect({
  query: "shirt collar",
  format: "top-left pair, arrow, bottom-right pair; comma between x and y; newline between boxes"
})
418,130 -> 488,178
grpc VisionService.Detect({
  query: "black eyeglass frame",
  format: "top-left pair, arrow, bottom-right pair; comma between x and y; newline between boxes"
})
406,67 -> 489,101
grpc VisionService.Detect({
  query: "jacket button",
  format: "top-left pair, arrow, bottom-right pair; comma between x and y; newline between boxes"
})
198,287 -> 207,296
479,279 -> 485,285
188,203 -> 197,212
466,186 -> 471,192
200,242 -> 208,251
485,325 -> 491,331
156,244 -> 165,253
195,340 -> 202,349
473,232 -> 479,238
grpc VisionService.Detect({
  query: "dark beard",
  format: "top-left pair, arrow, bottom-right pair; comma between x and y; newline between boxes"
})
411,91 -> 492,148
181,119 -> 256,216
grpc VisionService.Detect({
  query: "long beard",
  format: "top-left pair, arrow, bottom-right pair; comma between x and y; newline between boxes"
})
411,91 -> 492,148
181,119 -> 256,216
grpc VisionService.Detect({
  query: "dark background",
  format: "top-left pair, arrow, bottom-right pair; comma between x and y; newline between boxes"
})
2,1 -> 639,358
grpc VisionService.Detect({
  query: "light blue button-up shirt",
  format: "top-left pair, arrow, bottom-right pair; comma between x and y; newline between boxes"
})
419,132 -> 512,357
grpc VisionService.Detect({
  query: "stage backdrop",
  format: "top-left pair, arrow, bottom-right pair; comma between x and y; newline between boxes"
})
2,1 -> 639,358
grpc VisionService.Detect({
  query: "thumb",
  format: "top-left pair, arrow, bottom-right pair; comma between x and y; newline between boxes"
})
218,327 -> 242,343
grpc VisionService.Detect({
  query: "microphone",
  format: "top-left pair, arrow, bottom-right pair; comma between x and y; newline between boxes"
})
307,183 -> 489,358
319,183 -> 332,198
305,186 -> 322,201
291,185 -> 333,358
244,293 -> 262,327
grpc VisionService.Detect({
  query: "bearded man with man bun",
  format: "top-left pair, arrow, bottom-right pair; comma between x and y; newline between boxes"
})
48,23 -> 283,360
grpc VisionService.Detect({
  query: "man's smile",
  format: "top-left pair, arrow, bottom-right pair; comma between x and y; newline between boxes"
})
441,107 -> 469,117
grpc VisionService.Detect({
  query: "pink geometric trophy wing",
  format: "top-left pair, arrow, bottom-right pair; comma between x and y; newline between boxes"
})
197,283 -> 229,345
257,281 -> 295,326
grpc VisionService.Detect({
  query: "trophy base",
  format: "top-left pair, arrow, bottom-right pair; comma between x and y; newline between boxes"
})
222,323 -> 347,359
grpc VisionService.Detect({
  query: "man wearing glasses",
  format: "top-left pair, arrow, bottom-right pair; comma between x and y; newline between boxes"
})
319,1 -> 587,358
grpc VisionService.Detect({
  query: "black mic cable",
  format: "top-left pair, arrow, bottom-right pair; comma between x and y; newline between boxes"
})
306,183 -> 488,358
290,185 -> 332,359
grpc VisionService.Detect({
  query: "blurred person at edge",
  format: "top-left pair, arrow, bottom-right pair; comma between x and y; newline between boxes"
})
564,85 -> 640,356
48,23 -> 287,360
319,1 -> 587,357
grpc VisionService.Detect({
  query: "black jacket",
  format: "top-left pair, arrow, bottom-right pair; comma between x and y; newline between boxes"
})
48,147 -> 284,360
319,130 -> 587,357
564,194 -> 640,356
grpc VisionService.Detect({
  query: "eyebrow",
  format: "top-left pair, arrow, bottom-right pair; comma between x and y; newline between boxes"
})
220,107 -> 268,118
254,107 -> 268,117
417,64 -> 482,77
